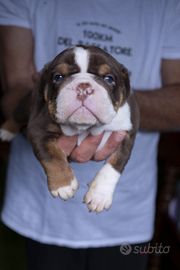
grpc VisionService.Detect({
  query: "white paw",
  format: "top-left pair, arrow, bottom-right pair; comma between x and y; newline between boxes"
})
0,129 -> 16,141
83,163 -> 121,213
84,184 -> 113,213
51,177 -> 79,200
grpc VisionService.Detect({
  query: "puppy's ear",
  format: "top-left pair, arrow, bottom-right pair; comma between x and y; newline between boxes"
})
122,67 -> 130,98
43,60 -> 53,72
37,61 -> 52,99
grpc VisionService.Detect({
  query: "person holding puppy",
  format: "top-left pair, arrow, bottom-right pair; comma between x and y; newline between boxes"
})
0,0 -> 180,269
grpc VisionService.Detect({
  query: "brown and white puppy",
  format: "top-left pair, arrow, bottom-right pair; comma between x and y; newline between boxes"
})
0,45 -> 139,213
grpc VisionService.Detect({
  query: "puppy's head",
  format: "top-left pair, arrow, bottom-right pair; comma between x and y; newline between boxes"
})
39,45 -> 130,131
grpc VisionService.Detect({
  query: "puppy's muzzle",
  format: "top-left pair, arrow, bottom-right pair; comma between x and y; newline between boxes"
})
76,83 -> 93,101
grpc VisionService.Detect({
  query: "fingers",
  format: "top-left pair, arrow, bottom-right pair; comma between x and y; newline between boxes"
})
57,130 -> 126,162
57,134 -> 78,156
92,130 -> 126,161
69,133 -> 104,163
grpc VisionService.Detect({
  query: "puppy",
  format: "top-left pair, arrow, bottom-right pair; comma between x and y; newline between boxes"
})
0,45 -> 139,213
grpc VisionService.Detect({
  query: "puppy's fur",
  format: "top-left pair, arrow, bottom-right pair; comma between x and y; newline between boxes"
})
0,45 -> 139,213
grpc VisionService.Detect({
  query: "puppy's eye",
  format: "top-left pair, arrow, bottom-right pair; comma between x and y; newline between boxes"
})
53,74 -> 64,82
104,75 -> 114,84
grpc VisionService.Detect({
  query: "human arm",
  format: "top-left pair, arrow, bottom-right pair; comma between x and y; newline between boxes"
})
0,26 -> 36,118
134,59 -> 180,131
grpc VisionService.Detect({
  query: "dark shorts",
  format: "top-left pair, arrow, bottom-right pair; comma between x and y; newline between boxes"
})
26,238 -> 149,270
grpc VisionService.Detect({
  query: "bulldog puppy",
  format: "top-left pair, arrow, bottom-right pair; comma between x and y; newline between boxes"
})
0,45 -> 139,213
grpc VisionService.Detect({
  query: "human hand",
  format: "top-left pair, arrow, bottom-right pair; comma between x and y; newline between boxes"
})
58,131 -> 126,162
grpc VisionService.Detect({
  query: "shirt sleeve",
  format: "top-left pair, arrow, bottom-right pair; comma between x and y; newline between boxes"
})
0,0 -> 30,29
162,0 -> 180,59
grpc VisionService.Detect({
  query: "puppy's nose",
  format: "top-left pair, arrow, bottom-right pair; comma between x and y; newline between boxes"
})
76,83 -> 93,100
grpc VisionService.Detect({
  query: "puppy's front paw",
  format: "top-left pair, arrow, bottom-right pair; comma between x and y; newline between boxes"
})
83,163 -> 120,213
84,183 -> 113,213
51,177 -> 79,200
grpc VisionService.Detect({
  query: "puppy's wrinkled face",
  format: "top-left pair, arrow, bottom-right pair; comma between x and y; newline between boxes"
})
43,45 -> 130,131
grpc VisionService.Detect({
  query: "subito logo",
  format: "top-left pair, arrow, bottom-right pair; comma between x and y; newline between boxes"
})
120,243 -> 132,255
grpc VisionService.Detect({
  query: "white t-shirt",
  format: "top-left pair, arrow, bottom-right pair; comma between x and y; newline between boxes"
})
0,0 -> 180,248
